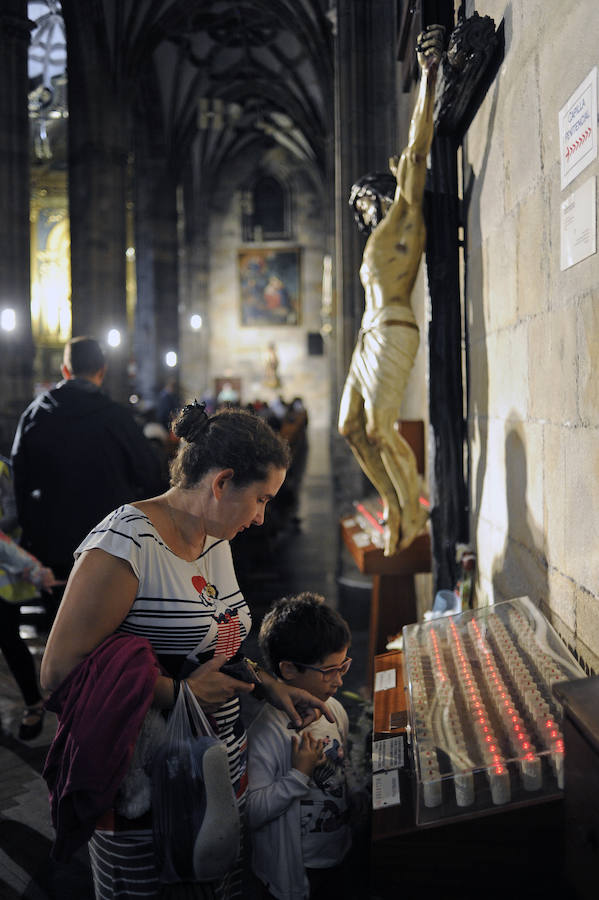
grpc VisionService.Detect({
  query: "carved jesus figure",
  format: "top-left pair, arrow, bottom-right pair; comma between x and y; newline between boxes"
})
338,25 -> 444,556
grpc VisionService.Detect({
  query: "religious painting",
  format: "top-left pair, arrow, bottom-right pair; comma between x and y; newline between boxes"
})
238,247 -> 300,326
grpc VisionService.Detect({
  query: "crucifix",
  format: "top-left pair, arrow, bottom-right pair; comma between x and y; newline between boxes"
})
340,5 -> 503,594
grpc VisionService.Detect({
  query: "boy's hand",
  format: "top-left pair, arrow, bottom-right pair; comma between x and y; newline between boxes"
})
292,731 -> 326,777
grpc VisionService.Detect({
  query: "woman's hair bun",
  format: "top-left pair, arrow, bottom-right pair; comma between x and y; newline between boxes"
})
173,399 -> 210,443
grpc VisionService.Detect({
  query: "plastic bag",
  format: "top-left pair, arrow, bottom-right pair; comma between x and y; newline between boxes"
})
151,681 -> 240,884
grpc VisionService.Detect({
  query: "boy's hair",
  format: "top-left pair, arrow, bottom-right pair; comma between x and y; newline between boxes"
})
259,592 -> 351,678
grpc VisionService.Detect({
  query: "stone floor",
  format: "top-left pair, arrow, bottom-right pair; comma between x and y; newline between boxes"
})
0,427 -> 374,899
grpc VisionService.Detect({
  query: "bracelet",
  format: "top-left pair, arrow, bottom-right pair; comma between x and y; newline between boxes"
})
246,660 -> 267,700
172,678 -> 181,706
245,658 -> 263,681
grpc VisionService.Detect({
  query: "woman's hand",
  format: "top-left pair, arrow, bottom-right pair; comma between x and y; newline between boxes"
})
292,731 -> 326,777
259,674 -> 335,729
185,654 -> 255,712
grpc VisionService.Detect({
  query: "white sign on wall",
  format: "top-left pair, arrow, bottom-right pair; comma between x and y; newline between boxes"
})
559,68 -> 597,190
560,176 -> 596,271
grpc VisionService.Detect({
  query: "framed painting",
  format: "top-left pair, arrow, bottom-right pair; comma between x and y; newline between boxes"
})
238,247 -> 300,326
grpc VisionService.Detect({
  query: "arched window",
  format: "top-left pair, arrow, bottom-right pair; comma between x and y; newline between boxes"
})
242,174 -> 290,241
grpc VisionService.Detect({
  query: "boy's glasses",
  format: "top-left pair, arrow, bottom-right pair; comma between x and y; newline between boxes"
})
292,657 -> 352,681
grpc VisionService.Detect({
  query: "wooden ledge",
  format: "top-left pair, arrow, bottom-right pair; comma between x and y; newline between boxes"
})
340,517 -> 431,576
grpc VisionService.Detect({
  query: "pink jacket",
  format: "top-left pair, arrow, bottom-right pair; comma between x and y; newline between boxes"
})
43,633 -> 160,860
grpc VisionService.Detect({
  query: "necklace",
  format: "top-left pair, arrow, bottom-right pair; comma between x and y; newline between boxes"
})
165,500 -> 205,564
165,500 -> 216,601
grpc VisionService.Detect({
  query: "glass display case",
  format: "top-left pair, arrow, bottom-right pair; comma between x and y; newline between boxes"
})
402,596 -> 585,825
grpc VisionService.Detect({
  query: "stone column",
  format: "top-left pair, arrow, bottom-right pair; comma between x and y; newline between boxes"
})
331,0 -> 397,498
178,153 -> 212,403
0,0 -> 34,453
61,1 -> 129,402
333,0 -> 397,392
133,136 -> 179,408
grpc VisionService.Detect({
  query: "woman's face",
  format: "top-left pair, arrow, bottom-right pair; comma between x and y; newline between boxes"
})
217,464 -> 287,540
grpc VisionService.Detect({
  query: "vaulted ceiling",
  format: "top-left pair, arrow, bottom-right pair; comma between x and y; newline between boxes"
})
43,0 -> 335,184
146,0 -> 334,177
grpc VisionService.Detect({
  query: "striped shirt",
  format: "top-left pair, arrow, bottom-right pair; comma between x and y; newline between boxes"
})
75,503 -> 251,797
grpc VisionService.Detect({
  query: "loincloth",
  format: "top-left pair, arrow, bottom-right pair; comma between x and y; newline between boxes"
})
345,305 -> 420,409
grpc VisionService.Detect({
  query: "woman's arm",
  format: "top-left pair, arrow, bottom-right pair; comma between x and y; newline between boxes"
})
0,530 -> 61,590
40,548 -> 139,691
0,530 -> 42,575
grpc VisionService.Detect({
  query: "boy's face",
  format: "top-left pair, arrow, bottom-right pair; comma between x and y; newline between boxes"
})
285,645 -> 350,703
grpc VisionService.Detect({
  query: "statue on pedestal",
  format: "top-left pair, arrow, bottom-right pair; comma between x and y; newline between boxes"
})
338,25 -> 444,557
263,342 -> 281,390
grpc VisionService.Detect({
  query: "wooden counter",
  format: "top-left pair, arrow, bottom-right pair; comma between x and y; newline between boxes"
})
370,650 -> 566,898
373,649 -> 408,738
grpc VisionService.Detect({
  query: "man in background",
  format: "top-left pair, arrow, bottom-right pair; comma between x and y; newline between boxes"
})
11,336 -> 162,601
155,376 -> 180,431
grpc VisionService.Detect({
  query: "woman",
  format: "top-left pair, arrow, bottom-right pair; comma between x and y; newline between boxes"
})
41,401 -> 330,899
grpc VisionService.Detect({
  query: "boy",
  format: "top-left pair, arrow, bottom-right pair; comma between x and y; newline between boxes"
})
247,592 -> 353,900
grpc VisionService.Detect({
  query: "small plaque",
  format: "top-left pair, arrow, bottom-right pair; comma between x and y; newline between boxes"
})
373,736 -> 405,772
373,770 -> 401,809
560,176 -> 596,270
374,668 -> 396,692
559,67 -> 597,189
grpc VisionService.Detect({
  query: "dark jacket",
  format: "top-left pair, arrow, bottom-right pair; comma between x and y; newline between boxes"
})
11,379 -> 163,572
43,633 -> 160,861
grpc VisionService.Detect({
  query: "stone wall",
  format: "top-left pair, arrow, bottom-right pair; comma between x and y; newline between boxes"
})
463,0 -> 599,669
